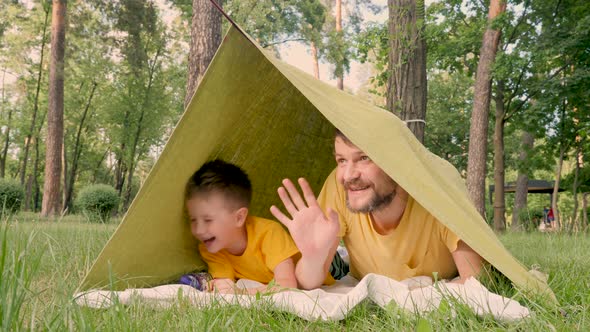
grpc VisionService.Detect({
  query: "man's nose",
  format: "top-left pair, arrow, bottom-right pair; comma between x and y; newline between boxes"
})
343,162 -> 360,181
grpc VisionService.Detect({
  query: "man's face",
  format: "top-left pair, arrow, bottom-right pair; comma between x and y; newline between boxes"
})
334,137 -> 397,213
186,190 -> 243,254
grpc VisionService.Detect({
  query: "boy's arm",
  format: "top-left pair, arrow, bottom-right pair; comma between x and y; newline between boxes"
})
272,257 -> 298,289
451,241 -> 484,283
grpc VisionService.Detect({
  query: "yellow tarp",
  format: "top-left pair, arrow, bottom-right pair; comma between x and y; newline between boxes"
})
79,24 -> 555,301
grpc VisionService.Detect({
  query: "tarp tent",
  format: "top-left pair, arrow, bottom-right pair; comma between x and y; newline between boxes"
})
78,23 -> 554,300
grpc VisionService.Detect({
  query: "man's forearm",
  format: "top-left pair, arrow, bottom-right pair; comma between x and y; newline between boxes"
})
295,255 -> 329,290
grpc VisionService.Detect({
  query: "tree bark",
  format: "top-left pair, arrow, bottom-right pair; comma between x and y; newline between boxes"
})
20,6 -> 50,185
466,0 -> 506,216
511,131 -> 533,230
492,80 -> 505,231
335,0 -> 343,90
311,41 -> 320,80
386,0 -> 427,143
41,0 -> 67,217
184,0 -> 222,109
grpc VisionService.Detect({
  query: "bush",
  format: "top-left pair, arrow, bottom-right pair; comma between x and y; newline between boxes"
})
0,179 -> 25,214
76,184 -> 120,222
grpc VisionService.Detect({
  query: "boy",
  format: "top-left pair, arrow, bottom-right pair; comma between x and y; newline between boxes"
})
185,159 -> 309,294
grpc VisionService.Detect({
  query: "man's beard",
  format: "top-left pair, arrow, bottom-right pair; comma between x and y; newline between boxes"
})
344,180 -> 396,213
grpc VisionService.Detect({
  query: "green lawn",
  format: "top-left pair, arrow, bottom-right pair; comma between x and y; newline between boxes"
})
2,215 -> 588,331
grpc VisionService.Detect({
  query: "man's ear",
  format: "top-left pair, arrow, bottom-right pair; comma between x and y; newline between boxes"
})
235,207 -> 248,227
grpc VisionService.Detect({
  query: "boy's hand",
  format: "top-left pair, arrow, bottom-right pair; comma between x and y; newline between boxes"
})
270,178 -> 340,260
208,278 -> 235,293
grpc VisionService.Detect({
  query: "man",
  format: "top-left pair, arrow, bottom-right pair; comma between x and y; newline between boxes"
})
270,130 -> 484,289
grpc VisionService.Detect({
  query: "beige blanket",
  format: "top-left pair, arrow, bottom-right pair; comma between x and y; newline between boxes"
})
74,274 -> 529,321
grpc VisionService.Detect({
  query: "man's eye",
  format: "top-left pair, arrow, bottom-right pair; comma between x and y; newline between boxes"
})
360,155 -> 370,161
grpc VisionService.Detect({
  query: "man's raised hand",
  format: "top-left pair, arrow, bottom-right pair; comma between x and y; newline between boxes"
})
270,178 -> 339,258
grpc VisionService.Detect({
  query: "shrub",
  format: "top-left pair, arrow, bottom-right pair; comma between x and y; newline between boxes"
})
76,184 -> 120,222
0,179 -> 25,214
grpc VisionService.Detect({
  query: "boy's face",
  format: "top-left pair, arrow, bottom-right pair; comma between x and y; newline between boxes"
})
186,190 -> 246,254
334,136 -> 397,213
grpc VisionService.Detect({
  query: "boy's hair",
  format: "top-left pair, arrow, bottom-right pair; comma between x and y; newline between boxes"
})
186,159 -> 252,208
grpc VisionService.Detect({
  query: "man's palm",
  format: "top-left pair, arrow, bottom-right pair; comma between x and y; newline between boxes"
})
270,178 -> 339,258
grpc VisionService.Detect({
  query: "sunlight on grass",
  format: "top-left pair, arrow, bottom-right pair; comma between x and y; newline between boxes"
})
1,212 -> 588,330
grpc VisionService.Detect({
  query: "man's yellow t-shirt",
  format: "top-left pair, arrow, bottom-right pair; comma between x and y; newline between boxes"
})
199,216 -> 335,285
317,169 -> 460,281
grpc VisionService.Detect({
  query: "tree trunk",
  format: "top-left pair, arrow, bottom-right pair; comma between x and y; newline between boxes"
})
552,146 -> 564,230
184,0 -> 222,109
512,131 -> 533,230
569,146 -> 581,232
63,81 -> 97,212
25,138 -> 35,211
0,69 -> 12,178
123,49 -> 161,208
0,107 -> 10,178
20,6 -> 50,185
311,41 -> 320,80
583,193 -> 588,232
466,0 -> 506,216
92,148 -> 109,184
386,0 -> 427,143
492,80 -> 505,231
41,0 -> 67,217
335,0 -> 343,90
62,135 -> 68,209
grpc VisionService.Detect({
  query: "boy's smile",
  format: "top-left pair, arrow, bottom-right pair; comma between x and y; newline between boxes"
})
186,190 -> 248,256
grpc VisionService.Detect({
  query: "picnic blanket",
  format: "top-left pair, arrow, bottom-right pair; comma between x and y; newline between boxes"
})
74,273 -> 530,321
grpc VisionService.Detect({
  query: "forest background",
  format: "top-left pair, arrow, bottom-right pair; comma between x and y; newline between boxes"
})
0,0 -> 588,233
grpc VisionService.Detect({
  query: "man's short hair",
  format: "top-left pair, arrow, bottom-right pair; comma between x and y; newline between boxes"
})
334,128 -> 353,145
185,159 -> 252,208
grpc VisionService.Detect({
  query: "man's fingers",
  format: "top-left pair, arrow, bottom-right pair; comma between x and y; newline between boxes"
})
282,178 -> 307,210
270,205 -> 292,227
298,178 -> 319,208
277,186 -> 298,217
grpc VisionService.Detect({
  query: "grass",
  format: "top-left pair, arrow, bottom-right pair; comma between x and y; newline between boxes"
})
1,214 -> 588,331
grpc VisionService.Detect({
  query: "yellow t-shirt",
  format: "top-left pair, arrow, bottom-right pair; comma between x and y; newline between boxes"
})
198,216 -> 300,283
317,169 -> 460,281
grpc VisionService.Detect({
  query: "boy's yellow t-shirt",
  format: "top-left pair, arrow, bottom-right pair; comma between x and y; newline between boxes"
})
317,169 -> 460,281
199,216 -> 334,285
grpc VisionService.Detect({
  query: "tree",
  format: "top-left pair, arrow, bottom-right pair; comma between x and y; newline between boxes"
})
511,131 -> 533,230
184,0 -> 222,108
20,3 -> 50,187
466,0 -> 506,217
42,0 -> 67,217
295,0 -> 327,80
386,0 -> 427,142
335,0 -> 343,89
